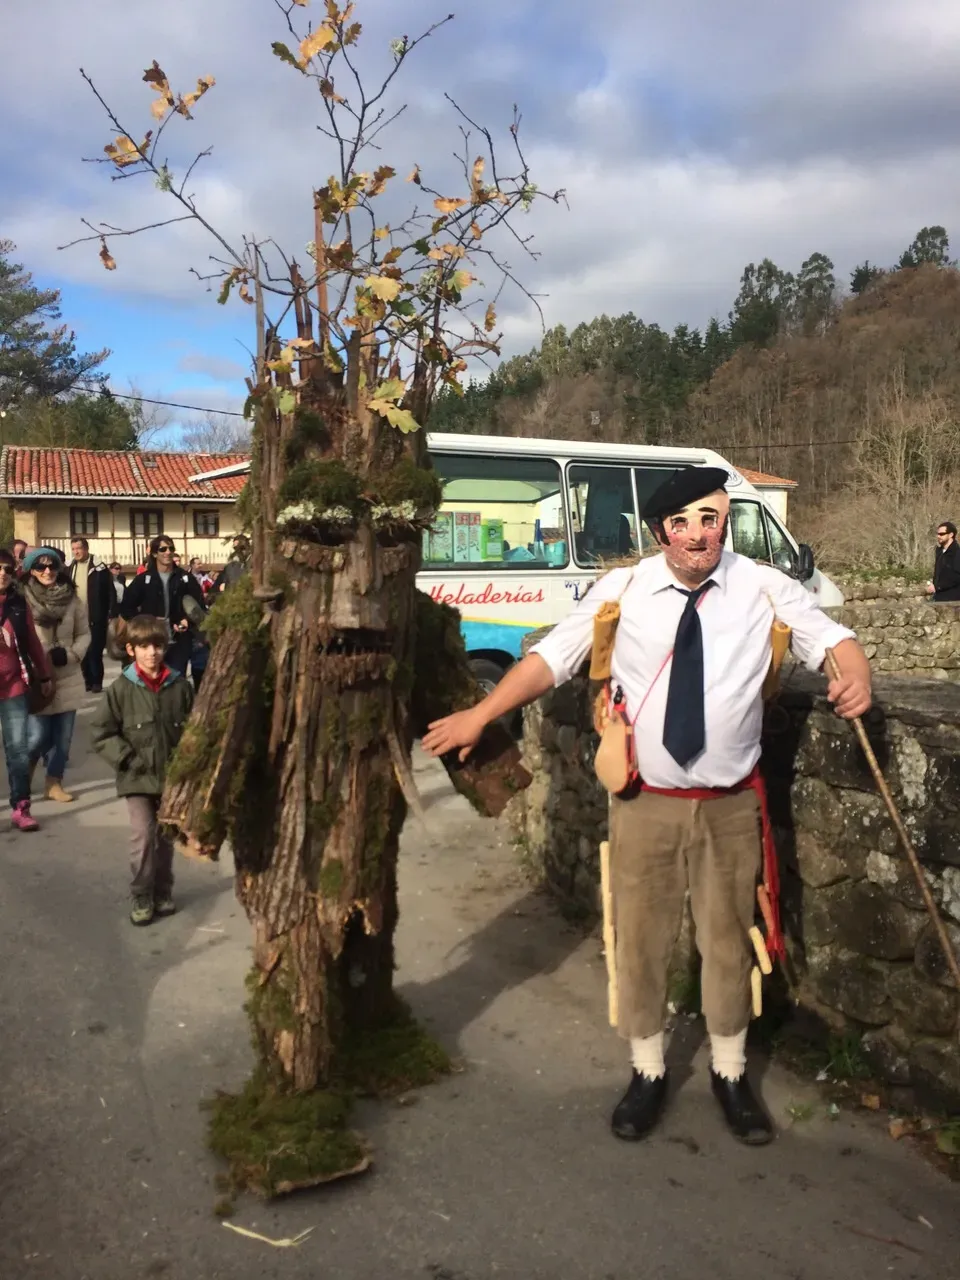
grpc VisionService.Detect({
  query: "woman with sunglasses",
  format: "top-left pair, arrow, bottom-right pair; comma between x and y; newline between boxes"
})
0,548 -> 53,830
22,547 -> 91,803
119,536 -> 205,677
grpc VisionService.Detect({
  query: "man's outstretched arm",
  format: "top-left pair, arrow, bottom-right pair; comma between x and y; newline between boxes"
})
421,653 -> 556,762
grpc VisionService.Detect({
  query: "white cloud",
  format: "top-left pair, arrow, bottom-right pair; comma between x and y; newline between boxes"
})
4,0 -> 960,380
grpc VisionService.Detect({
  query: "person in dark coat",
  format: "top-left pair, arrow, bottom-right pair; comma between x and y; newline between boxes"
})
213,534 -> 251,594
69,537 -> 117,694
119,536 -> 205,677
926,521 -> 960,602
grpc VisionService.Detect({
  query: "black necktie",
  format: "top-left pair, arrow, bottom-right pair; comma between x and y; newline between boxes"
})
662,581 -> 714,767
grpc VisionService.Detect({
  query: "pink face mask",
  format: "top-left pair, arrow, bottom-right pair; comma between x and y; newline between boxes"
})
657,490 -> 729,579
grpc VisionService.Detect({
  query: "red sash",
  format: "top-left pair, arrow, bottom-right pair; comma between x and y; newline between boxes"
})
639,764 -> 785,963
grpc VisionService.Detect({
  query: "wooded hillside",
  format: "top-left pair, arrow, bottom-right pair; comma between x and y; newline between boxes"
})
433,228 -> 959,573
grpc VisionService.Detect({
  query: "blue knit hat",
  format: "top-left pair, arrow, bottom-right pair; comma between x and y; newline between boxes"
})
21,546 -> 65,574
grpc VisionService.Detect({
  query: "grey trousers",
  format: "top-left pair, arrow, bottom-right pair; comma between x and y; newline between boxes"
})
609,788 -> 762,1039
127,795 -> 174,897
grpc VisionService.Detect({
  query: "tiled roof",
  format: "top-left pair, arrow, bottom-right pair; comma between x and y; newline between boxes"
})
0,447 -> 250,499
739,466 -> 798,489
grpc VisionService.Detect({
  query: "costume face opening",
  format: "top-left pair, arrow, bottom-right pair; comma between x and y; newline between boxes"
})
655,489 -> 730,580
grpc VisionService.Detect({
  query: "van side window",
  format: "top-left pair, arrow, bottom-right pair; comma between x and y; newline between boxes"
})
763,510 -> 796,574
729,499 -> 769,560
568,464 -> 638,565
425,453 -> 568,569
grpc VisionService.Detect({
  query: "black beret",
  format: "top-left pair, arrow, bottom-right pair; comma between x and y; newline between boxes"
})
641,466 -> 730,521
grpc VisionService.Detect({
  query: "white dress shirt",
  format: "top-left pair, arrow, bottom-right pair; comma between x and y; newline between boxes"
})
530,550 -> 856,789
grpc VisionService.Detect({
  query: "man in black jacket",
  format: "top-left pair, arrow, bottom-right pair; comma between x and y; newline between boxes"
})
70,536 -> 117,693
120,536 -> 205,676
927,521 -> 960,602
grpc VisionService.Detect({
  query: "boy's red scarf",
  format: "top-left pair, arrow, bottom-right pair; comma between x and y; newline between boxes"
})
639,764 -> 785,963
136,663 -> 171,694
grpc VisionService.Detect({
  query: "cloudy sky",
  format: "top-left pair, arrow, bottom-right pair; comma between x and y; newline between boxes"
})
4,0 -> 960,432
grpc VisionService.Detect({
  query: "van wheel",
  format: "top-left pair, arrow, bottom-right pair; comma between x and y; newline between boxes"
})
468,658 -> 521,738
469,658 -> 506,697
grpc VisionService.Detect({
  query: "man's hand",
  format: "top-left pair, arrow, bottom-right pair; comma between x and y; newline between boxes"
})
40,678 -> 53,693
925,582 -> 936,595
827,672 -> 872,719
421,707 -> 487,762
173,619 -> 189,633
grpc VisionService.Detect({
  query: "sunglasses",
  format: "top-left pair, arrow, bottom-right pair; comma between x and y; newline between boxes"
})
156,545 -> 174,553
35,562 -> 58,572
0,565 -> 15,574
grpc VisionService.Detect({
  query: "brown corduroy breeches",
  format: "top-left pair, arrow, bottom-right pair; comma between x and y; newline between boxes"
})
609,788 -> 762,1039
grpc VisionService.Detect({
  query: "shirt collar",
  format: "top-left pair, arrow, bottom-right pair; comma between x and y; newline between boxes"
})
645,549 -> 730,596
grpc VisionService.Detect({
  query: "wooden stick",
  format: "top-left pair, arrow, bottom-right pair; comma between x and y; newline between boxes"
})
599,840 -> 618,1028
751,966 -> 763,1018
757,884 -> 777,939
825,648 -> 960,993
749,926 -> 773,975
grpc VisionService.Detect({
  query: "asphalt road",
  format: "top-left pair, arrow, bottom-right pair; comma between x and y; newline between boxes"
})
1,679 -> 958,1280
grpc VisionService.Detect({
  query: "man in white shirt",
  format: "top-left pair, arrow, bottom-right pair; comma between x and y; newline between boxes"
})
423,465 -> 872,1146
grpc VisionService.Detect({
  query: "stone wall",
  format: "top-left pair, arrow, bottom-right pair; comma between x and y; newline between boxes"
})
510,655 -> 960,1105
827,576 -> 960,680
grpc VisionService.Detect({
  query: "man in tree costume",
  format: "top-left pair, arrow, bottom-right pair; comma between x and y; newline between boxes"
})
425,465 -> 872,1145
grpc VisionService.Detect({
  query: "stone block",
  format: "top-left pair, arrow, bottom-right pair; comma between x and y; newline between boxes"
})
789,776 -> 845,838
908,1037 -> 960,1109
888,966 -> 958,1036
865,850 -> 926,911
803,882 -> 921,959
556,724 -> 578,761
916,822 -> 960,868
807,949 -> 893,1025
791,831 -> 852,888
861,1027 -> 912,1085
914,919 -> 960,988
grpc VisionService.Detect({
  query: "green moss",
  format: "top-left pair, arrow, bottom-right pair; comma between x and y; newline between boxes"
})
317,857 -> 345,898
233,481 -> 254,535
285,410 -> 332,465
277,458 -> 363,515
411,590 -> 478,732
244,965 -> 296,1035
203,574 -> 266,648
372,457 -> 443,513
212,1197 -> 235,1218
206,997 -> 448,1198
165,718 -> 223,789
361,772 -> 391,872
345,699 -> 387,750
206,1071 -> 367,1198
335,997 -> 452,1097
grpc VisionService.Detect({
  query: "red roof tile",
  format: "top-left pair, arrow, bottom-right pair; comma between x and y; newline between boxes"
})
738,466 -> 797,488
0,447 -> 251,499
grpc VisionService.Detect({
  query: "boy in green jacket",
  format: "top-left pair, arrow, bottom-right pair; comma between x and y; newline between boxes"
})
92,614 -> 194,925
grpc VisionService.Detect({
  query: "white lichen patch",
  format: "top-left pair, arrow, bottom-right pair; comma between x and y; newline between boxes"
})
894,735 -> 927,809
940,866 -> 960,924
865,850 -> 900,887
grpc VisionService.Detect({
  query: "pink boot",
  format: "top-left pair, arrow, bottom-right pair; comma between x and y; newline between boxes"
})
11,800 -> 39,832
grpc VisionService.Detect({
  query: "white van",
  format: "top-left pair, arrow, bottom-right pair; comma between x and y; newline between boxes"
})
420,433 -> 841,692
189,433 -> 838,693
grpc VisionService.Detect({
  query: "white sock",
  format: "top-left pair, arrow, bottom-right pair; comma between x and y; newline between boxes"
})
630,1032 -> 666,1080
710,1029 -> 748,1081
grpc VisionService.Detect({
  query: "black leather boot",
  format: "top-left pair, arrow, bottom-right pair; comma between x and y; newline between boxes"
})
611,1070 -> 670,1141
710,1070 -> 774,1145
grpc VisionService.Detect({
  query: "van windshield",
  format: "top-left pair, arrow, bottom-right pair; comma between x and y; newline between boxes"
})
425,452 -> 568,569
